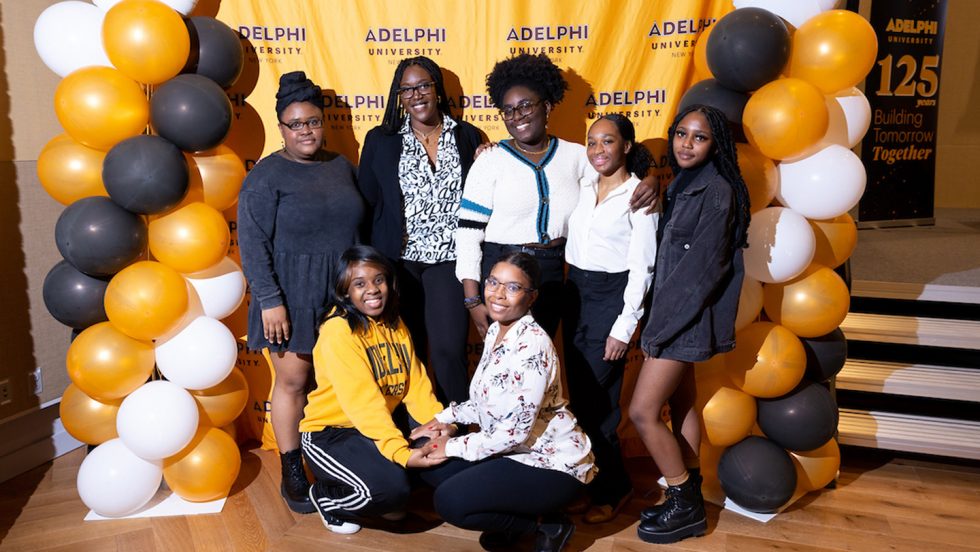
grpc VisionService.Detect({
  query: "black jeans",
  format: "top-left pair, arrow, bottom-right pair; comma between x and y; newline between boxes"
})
481,242 -> 565,338
562,265 -> 633,505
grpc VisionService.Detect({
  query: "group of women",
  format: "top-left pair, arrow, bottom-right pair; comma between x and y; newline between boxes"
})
238,53 -> 749,550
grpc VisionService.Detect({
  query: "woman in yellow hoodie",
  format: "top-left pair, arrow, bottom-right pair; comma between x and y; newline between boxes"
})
300,245 -> 451,534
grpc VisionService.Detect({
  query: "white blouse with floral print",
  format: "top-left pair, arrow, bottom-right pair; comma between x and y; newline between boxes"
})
435,314 -> 597,484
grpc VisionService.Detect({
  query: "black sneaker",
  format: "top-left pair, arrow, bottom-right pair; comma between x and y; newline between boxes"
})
308,484 -> 361,534
534,516 -> 575,552
280,449 -> 315,514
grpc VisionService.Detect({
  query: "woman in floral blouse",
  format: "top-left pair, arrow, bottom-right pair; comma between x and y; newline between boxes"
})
412,252 -> 594,552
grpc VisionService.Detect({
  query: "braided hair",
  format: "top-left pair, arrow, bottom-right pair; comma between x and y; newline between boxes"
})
381,56 -> 454,134
666,104 -> 751,250
596,113 -> 653,178
486,53 -> 568,108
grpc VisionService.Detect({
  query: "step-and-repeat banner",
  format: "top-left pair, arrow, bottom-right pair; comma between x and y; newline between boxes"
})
215,0 -> 735,448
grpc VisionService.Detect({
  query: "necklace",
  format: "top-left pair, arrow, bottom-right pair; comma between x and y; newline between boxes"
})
512,138 -> 550,155
412,122 -> 442,145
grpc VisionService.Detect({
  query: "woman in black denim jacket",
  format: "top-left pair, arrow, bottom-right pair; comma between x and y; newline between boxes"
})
629,105 -> 751,545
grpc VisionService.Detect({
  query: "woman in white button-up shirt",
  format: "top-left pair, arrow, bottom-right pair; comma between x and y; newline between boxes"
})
563,114 -> 659,524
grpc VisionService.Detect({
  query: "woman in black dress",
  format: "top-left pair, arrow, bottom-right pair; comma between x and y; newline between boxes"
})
238,71 -> 364,514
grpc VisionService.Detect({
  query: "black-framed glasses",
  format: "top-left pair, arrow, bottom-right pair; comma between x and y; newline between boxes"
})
397,81 -> 435,99
499,100 -> 542,121
484,276 -> 535,296
279,118 -> 323,131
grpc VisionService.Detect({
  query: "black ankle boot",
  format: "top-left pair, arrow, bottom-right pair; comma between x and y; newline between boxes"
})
640,468 -> 701,522
280,449 -> 315,514
637,475 -> 707,544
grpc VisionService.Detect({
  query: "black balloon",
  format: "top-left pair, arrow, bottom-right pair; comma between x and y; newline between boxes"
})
184,16 -> 244,89
757,382 -> 839,452
679,79 -> 750,125
103,135 -> 189,215
151,74 -> 232,152
801,328 -> 848,382
42,260 -> 110,329
718,436 -> 796,512
706,7 -> 791,92
54,196 -> 148,277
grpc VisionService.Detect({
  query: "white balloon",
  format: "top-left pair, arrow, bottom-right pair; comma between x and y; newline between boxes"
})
184,258 -> 246,320
777,145 -> 867,220
732,0 -> 823,28
824,87 -> 871,149
735,276 -> 764,332
156,316 -> 238,390
745,207 -> 816,284
94,0 -> 199,15
117,381 -> 199,460
33,1 -> 112,77
76,438 -> 163,517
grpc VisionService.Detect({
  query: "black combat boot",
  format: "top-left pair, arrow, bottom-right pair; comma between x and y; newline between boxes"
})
280,449 -> 315,514
637,474 -> 707,544
639,468 -> 701,522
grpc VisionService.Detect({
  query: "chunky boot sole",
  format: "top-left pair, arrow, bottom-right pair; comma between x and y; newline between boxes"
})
637,517 -> 707,544
282,481 -> 316,514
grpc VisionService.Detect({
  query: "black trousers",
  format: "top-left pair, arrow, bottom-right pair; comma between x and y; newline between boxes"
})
432,457 -> 583,536
481,242 -> 565,338
562,265 -> 633,505
398,260 -> 470,404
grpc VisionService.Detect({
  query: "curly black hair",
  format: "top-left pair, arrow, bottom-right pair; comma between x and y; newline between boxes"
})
595,113 -> 653,177
486,53 -> 568,109
380,56 -> 454,134
667,104 -> 751,251
324,245 -> 401,333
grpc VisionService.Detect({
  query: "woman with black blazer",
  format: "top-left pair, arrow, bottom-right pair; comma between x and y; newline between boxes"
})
358,56 -> 484,404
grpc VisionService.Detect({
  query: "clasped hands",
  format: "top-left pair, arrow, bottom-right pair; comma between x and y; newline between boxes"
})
405,419 -> 458,468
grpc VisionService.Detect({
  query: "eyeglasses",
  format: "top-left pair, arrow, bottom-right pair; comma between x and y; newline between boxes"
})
279,118 -> 323,131
484,276 -> 535,296
499,100 -> 542,121
397,81 -> 435,99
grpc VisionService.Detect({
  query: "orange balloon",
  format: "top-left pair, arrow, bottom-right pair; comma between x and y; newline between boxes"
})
742,78 -> 828,160
728,322 -> 806,398
791,438 -> 840,492
221,423 -> 238,443
810,214 -> 858,269
164,426 -> 241,502
763,264 -> 851,338
788,10 -> 878,95
735,276 -> 764,332
37,134 -> 108,205
104,261 -> 189,340
102,0 -> 191,85
60,383 -> 123,444
54,66 -> 149,151
693,24 -> 714,82
66,322 -> 155,400
736,143 -> 777,213
701,386 -> 757,447
180,146 -> 247,212
149,202 -> 231,274
191,368 -> 249,427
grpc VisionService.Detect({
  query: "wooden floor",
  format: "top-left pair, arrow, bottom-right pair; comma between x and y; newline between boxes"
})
2,445 -> 979,551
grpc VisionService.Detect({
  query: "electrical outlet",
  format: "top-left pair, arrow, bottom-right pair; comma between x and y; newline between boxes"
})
30,367 -> 43,396
0,378 -> 11,406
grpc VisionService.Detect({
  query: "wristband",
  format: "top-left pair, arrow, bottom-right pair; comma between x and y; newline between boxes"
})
463,295 -> 482,309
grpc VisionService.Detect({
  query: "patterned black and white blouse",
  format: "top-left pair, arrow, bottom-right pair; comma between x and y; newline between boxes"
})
397,114 -> 463,264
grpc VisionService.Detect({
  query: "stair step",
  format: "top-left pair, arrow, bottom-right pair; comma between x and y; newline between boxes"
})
837,360 -> 980,402
852,280 -> 980,304
840,312 -> 980,350
838,408 -> 980,460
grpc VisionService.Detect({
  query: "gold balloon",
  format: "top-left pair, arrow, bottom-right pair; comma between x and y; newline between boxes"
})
149,202 -> 231,274
810,214 -> 858,269
791,438 -> 841,492
54,66 -> 149,151
693,24 -> 714,82
788,10 -> 878,95
104,261 -> 190,341
191,368 -> 250,428
736,143 -> 777,213
742,78 -> 829,160
60,383 -> 122,444
735,275 -> 764,332
164,426 -> 241,502
66,322 -> 155,401
701,386 -> 757,447
763,264 -> 851,338
728,322 -> 806,398
102,0 -> 191,85
182,146 -> 247,212
221,423 -> 238,443
37,134 -> 108,205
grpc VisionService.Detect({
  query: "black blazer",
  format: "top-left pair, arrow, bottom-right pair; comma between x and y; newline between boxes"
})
358,119 -> 484,260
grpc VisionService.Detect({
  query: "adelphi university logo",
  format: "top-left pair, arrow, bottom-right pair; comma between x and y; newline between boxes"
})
365,27 -> 447,58
237,25 -> 307,62
507,24 -> 590,60
586,89 -> 668,121
647,18 -> 714,51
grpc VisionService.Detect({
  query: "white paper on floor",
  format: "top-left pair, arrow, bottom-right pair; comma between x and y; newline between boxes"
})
84,488 -> 226,521
656,476 -> 779,523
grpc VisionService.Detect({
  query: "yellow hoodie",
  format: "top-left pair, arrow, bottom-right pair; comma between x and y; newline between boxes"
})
300,313 -> 444,467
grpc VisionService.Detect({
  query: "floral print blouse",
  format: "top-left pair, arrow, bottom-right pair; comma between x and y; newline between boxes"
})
435,314 -> 597,483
